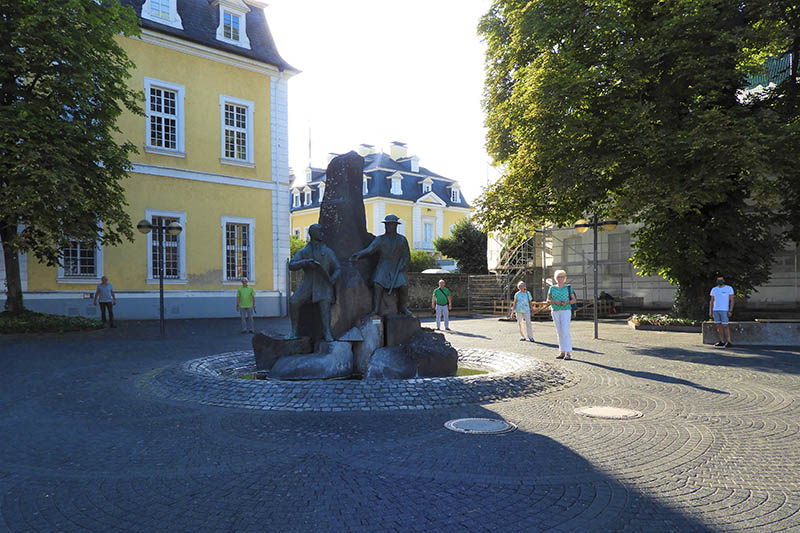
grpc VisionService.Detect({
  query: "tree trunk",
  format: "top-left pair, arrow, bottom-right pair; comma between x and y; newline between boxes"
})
0,223 -> 24,314
673,281 -> 709,321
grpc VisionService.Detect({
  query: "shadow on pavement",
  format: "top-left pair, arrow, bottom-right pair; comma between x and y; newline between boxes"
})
628,344 -> 800,375
579,360 -> 727,394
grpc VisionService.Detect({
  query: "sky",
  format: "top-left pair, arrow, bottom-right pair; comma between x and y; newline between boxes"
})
264,0 -> 500,204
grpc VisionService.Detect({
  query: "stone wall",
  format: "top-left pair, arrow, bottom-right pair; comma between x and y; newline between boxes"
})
406,273 -> 470,311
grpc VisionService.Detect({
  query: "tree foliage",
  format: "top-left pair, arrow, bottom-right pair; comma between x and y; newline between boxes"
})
408,249 -> 438,273
434,219 -> 488,274
1,0 -> 142,312
477,0 -> 800,318
289,234 -> 306,258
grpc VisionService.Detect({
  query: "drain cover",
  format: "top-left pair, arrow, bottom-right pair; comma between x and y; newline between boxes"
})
444,418 -> 517,435
574,406 -> 643,419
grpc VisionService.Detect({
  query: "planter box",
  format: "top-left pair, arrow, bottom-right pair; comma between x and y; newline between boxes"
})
627,320 -> 701,333
702,321 -> 800,347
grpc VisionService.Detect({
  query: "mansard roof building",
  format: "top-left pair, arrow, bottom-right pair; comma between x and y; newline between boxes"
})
290,142 -> 472,251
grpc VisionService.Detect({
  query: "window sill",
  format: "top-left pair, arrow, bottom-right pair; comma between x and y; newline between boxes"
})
217,36 -> 251,50
57,277 -> 101,285
145,146 -> 186,158
146,278 -> 188,285
223,280 -> 256,285
220,158 -> 255,168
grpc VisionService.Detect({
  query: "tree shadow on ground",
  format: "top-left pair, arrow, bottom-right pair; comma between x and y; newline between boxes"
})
534,340 -> 603,354
627,345 -> 800,375
579,360 -> 727,394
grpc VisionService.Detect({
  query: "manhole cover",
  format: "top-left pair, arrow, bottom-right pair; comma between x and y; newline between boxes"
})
444,418 -> 517,435
574,406 -> 643,419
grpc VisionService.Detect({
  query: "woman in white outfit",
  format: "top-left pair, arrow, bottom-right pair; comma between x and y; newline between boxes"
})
546,270 -> 577,360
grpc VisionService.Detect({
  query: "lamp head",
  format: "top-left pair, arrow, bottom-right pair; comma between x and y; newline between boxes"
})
601,220 -> 618,231
136,219 -> 153,234
574,219 -> 590,234
167,221 -> 183,236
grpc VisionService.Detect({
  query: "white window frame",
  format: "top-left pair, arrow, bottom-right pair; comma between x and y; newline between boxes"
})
304,188 -> 312,206
422,216 -> 436,249
144,78 -> 186,157
292,192 -> 301,208
390,173 -> 403,195
450,187 -> 461,203
141,0 -> 183,29
221,216 -> 255,284
145,209 -> 187,284
219,95 -> 255,167
214,3 -> 251,49
421,178 -> 433,194
318,183 -> 325,202
57,238 -> 104,284
362,177 -> 369,195
293,228 -> 301,238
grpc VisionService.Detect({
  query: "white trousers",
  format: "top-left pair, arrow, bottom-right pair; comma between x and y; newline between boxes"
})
516,310 -> 533,339
435,304 -> 449,329
551,309 -> 572,352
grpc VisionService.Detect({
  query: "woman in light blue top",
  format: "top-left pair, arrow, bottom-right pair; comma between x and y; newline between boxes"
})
511,281 -> 535,342
546,269 -> 577,360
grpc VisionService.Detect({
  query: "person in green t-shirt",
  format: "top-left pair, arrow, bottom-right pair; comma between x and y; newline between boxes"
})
236,278 -> 256,333
431,279 -> 452,330
546,269 -> 577,360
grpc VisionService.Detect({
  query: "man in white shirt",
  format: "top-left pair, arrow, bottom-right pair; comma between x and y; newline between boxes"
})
709,276 -> 734,347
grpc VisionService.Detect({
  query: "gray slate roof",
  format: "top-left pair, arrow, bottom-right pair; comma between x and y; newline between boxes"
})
291,152 -> 470,213
119,0 -> 295,72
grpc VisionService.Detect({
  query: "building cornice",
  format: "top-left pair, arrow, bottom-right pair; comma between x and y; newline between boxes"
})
131,163 -> 277,190
136,29 -> 298,78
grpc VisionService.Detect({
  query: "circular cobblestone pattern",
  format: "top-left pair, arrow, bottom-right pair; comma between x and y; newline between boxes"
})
2,316 -> 800,531
142,348 -> 573,411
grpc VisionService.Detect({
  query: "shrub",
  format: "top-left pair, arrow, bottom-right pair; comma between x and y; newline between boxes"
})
629,314 -> 701,327
0,310 -> 104,334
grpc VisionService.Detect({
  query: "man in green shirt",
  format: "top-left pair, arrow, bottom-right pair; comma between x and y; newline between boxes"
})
431,279 -> 452,330
236,278 -> 256,333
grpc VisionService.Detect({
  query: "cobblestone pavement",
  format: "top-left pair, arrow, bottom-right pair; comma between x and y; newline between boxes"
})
1,316 -> 799,531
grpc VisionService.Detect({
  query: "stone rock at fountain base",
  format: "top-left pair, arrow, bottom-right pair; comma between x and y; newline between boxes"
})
384,313 -> 421,347
365,329 -> 458,379
365,346 -> 413,379
406,329 -> 458,377
352,315 -> 384,376
252,334 -> 312,371
270,341 -> 353,380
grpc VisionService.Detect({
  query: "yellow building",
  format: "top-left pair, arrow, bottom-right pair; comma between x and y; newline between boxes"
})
7,0 -> 296,318
291,142 -> 472,259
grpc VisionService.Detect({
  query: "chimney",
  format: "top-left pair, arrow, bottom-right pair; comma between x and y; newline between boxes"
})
358,143 -> 376,156
390,141 -> 407,160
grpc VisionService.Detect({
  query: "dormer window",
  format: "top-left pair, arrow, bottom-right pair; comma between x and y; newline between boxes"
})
389,173 -> 403,195
363,176 -> 369,195
421,177 -> 433,194
304,188 -> 312,206
451,186 -> 461,203
141,0 -> 183,29
213,0 -> 251,49
292,192 -> 300,208
318,184 -> 325,202
224,12 -> 240,40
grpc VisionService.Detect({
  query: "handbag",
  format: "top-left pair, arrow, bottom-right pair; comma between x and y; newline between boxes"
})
567,285 -> 579,311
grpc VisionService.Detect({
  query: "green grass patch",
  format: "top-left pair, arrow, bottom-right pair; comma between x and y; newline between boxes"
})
456,366 -> 489,376
0,310 -> 104,334
629,313 -> 701,327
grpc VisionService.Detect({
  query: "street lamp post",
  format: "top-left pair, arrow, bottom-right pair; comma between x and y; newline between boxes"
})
137,219 -> 183,337
574,215 -> 617,339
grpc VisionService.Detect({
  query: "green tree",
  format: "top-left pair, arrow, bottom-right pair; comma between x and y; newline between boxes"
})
477,0 -> 799,319
434,219 -> 488,274
289,234 -> 306,258
408,249 -> 437,273
1,0 -> 142,313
